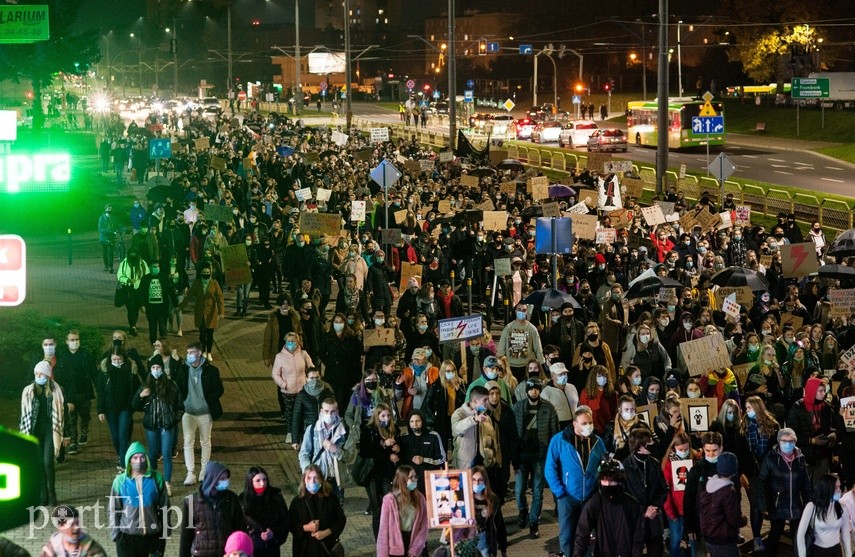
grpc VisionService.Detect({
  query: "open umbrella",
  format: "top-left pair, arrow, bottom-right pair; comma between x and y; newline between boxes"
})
496,158 -> 525,171
522,288 -> 581,309
625,275 -> 684,300
467,167 -> 497,178
709,267 -> 769,292
318,149 -> 337,159
146,184 -> 183,203
548,184 -> 576,199
828,229 -> 855,257
521,206 -> 543,219
451,209 -> 484,227
818,264 -> 855,279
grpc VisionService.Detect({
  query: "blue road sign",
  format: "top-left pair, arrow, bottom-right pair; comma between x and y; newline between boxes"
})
463,90 -> 474,103
691,116 -> 724,135
432,90 -> 441,99
572,95 -> 581,105
486,41 -> 499,53
148,138 -> 172,159
420,100 -> 428,108
466,79 -> 475,89
519,44 -> 533,55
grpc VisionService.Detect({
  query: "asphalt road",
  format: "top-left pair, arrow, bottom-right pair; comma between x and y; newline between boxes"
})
350,105 -> 855,195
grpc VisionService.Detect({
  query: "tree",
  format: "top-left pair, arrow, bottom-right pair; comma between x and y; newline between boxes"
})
0,0 -> 101,132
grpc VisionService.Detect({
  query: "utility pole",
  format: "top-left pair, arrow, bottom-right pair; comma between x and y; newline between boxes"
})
447,0 -> 456,148
655,0 -> 669,194
344,0 -> 352,128
676,21 -> 682,96
173,16 -> 178,97
295,0 -> 301,115
227,1 -> 233,100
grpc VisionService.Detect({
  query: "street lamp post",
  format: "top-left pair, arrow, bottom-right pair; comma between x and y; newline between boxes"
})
294,0 -> 301,115
676,21 -> 682,96
447,0 -> 456,148
130,33 -> 143,96
172,19 -> 179,97
655,0 -> 670,195
533,48 -> 558,108
344,0 -> 352,128
227,1 -> 233,103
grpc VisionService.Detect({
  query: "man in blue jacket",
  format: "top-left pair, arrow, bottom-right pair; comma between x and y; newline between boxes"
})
545,405 -> 607,557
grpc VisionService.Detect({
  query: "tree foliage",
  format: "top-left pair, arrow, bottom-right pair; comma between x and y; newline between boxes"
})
0,0 -> 101,130
730,26 -> 817,83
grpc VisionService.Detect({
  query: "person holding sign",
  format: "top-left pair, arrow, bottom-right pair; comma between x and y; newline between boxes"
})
450,466 -> 509,557
376,465 -> 429,557
663,431 -> 699,557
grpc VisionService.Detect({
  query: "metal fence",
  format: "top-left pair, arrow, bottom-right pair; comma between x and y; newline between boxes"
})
351,117 -> 854,233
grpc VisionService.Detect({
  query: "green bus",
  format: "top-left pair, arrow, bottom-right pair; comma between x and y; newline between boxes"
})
626,98 -> 725,149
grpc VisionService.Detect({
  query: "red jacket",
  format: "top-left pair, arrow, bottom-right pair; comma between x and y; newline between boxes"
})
649,232 -> 675,263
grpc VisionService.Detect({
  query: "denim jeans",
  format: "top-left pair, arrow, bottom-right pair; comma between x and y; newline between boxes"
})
515,459 -> 546,525
556,496 -> 583,557
236,284 -> 250,312
106,410 -> 132,464
146,427 -> 176,482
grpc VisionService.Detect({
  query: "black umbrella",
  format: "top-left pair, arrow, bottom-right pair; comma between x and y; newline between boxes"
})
146,184 -> 183,203
828,229 -> 855,257
318,149 -> 337,159
521,206 -> 543,219
496,158 -> 525,171
625,275 -> 684,300
709,267 -> 770,292
818,264 -> 855,279
548,184 -> 576,199
467,167 -> 496,178
451,209 -> 484,227
522,288 -> 581,309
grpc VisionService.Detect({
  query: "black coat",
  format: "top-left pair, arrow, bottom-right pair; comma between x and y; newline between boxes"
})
318,332 -> 362,406
291,383 -> 335,446
179,490 -> 246,557
288,494 -> 346,557
359,424 -> 398,481
173,361 -> 225,420
422,379 -> 466,442
95,363 -> 140,414
757,447 -> 812,521
787,400 -> 837,465
366,263 -> 392,310
54,347 -> 97,404
239,487 -> 291,557
575,491 -> 645,557
622,453 -> 669,538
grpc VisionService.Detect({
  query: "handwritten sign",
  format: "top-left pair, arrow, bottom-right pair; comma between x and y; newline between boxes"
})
571,214 -> 598,241
732,363 -> 752,388
780,242 -> 819,278
295,187 -> 313,202
532,182 -> 550,201
494,258 -> 512,276
679,211 -> 698,232
420,159 -> 434,172
679,335 -> 730,376
489,149 -> 509,167
370,127 -> 390,142
604,160 -> 633,173
657,201 -> 676,216
399,262 -> 423,292
201,204 -> 231,223
735,206 -> 751,226
577,189 -> 598,208
722,296 -> 741,319
841,346 -> 855,370
829,289 -> 855,319
194,137 -> 210,150
715,286 -> 753,311
586,152 -> 612,172
717,211 -> 733,230
542,202 -> 562,218
527,175 -> 549,193
381,229 -> 403,245
394,209 -> 408,225
483,211 -> 508,231
405,160 -> 421,173
476,199 -> 495,212
331,130 -> 349,146
779,313 -> 804,332
316,188 -> 332,202
364,327 -> 396,347
595,228 -> 617,245
622,177 -> 644,199
438,315 -> 484,344
842,396 -> 855,432
694,209 -> 719,231
609,208 -> 632,229
641,205 -> 667,226
460,174 -> 480,187
350,200 -> 366,222
222,244 -> 252,286
499,181 -> 517,194
438,151 -> 454,163
299,212 -> 342,236
438,200 -> 452,214
566,201 -> 590,215
210,156 -> 227,171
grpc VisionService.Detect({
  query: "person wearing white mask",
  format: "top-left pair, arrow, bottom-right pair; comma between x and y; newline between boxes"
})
298,399 -> 348,504
541,362 -> 580,429
545,405 -> 607,557
20,360 -> 68,506
54,329 -> 98,456
620,323 -> 672,381
683,431 -> 724,551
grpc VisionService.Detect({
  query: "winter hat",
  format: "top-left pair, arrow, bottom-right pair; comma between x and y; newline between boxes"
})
594,253 -> 607,265
483,381 -> 500,393
149,355 -> 164,369
526,378 -> 543,392
224,531 -> 254,556
716,452 -> 738,478
34,361 -> 51,377
407,277 -> 420,289
374,249 -> 385,257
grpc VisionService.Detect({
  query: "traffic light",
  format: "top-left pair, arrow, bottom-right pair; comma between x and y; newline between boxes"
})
604,83 -> 610,92
478,39 -> 487,56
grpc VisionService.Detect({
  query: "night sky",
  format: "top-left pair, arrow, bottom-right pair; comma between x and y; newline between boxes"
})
73,0 -> 146,33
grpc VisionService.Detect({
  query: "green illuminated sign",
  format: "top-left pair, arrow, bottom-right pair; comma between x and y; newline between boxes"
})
0,6 -> 49,44
0,463 -> 21,501
0,427 -> 42,531
0,153 -> 71,193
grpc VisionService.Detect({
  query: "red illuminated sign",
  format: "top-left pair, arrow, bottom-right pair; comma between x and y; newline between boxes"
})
0,235 -> 26,306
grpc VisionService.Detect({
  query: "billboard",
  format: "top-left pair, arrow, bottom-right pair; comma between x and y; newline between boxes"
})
0,153 -> 71,193
0,6 -> 49,43
308,52 -> 346,75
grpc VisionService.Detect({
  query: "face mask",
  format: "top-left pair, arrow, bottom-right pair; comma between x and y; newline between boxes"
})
600,484 -> 622,500
726,412 -> 736,422
306,481 -> 320,494
676,449 -> 691,459
417,324 -> 428,333
579,424 -> 594,438
445,371 -> 456,381
216,479 -> 230,492
186,354 -> 198,366
112,361 -> 123,369
639,334 -> 650,345
596,375 -> 607,387
687,390 -> 701,399
833,493 -> 842,502
470,345 -> 480,354
376,257 -> 385,264
473,483 -> 486,494
551,315 -> 560,324
347,318 -> 355,326
43,345 -> 56,356
286,342 -> 298,352
587,333 -> 598,342
151,369 -> 163,379
516,311 -> 527,321
322,413 -> 338,425
331,322 -> 346,334
683,321 -> 692,331
746,410 -> 756,419
705,456 -> 718,464
374,319 -> 386,327
647,391 -> 659,400
407,480 -> 419,491
380,419 -> 389,428
306,378 -> 319,390
201,273 -> 212,279
621,410 -> 635,421
67,341 -> 80,351
631,376 -> 642,386
484,370 -> 498,380
35,375 -> 48,386
131,459 -> 145,472
659,319 -> 670,328
697,247 -> 707,254
475,405 -> 487,413
63,534 -> 80,544
667,305 -> 676,313
780,441 -> 795,455
611,293 -> 621,301
364,381 -> 378,391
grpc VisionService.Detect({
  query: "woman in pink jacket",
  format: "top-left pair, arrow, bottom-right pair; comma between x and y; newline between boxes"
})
272,332 -> 314,443
377,465 -> 428,557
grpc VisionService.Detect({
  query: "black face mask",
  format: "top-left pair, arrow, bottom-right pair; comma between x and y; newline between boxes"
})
364,381 -> 378,391
112,339 -> 123,349
600,484 -> 623,500
587,333 -> 598,342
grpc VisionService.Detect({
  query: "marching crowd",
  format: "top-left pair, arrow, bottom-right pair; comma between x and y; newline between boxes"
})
14,108 -> 855,557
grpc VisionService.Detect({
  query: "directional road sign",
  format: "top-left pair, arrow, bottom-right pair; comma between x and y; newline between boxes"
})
708,152 -> 736,183
486,42 -> 500,53
691,116 -> 724,135
792,77 -> 830,99
463,90 -> 474,103
519,44 -> 532,55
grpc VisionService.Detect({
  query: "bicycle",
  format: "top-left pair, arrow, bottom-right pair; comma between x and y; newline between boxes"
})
113,227 -> 128,263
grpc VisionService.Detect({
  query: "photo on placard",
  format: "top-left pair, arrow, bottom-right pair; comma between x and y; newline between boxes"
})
688,405 -> 710,432
425,469 -> 474,529
671,459 -> 693,492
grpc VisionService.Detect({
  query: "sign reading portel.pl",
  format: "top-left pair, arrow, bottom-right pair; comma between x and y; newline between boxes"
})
0,6 -> 49,44
0,154 -> 71,193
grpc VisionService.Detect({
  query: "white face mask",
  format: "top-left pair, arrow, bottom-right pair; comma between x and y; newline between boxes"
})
579,424 -> 595,438
596,375 -> 607,387
374,319 -> 386,327
676,449 -> 691,459
67,340 -> 80,351
687,390 -> 701,399
683,321 -> 692,331
621,410 -> 635,421
638,334 -> 650,344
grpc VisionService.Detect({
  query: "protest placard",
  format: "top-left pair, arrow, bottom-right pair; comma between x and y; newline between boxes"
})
641,205 -> 667,226
842,396 -> 855,432
608,208 -> 632,229
438,200 -> 452,214
780,242 -> 819,278
316,188 -> 332,202
586,152 -> 612,172
222,244 -> 252,286
405,160 -> 421,173
399,263 -> 422,292
678,211 -> 698,232
636,403 -> 659,428
735,206 -> 751,226
542,202 -> 562,218
622,177 -> 644,199
203,204 -> 234,222
532,182 -> 549,201
494,258 -> 512,276
194,137 -> 210,150
604,160 -> 633,173
370,127 -> 390,142
694,209 -> 719,231
426,469 -> 475,529
657,201 -> 676,215
331,130 -> 348,146
577,189 -> 598,208
460,174 -> 480,188
670,459 -> 693,491
438,315 -> 483,344
483,211 -> 508,231
722,296 -> 741,320
350,200 -> 366,222
299,213 -> 341,236
438,151 -> 453,163
732,363 -> 752,388
566,201 -> 590,215
393,209 -> 408,224
717,211 -> 733,230
476,199 -> 495,212
716,286 -> 754,310
354,148 -> 373,161
527,175 -> 548,193
760,255 -> 773,268
363,327 -> 396,347
595,228 -> 617,245
571,214 -> 598,241
679,335 -> 730,376
842,346 -> 855,370
209,156 -> 227,171
829,289 -> 855,319
295,187 -> 313,202
779,313 -> 804,332
499,181 -> 517,194
381,229 -> 403,245
682,398 -> 720,432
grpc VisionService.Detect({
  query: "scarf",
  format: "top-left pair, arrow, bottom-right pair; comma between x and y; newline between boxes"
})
412,362 -> 427,376
612,415 -> 638,451
706,368 -> 738,402
746,418 -> 769,461
344,286 -> 360,310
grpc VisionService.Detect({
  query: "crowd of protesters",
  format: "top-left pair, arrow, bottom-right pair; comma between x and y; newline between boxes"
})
15,103 -> 855,557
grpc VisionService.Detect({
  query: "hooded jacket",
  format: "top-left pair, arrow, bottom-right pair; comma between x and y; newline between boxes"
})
108,441 -> 169,541
575,489 -> 645,557
699,475 -> 746,544
787,376 -> 837,465
179,460 -> 246,557
544,426 -> 607,503
40,530 -> 108,557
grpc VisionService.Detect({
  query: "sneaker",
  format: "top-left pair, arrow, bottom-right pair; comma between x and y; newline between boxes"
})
165,482 -> 172,497
753,539 -> 766,553
183,472 -> 197,486
67,444 -> 78,455
79,435 -> 88,445
285,433 -> 292,444
529,524 -> 539,539
517,512 -> 528,529
176,330 -> 183,337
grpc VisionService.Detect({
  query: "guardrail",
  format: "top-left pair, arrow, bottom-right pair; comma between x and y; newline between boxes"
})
350,118 -> 855,233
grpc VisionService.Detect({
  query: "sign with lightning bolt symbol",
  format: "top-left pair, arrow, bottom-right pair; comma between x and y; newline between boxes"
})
781,242 -> 819,278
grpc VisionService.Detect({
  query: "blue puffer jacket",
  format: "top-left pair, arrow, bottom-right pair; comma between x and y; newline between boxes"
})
545,426 -> 607,503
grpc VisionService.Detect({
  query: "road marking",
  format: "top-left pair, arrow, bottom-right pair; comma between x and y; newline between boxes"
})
774,170 -> 793,175
826,166 -> 844,171
793,167 -> 814,171
770,164 -> 789,168
793,162 -> 813,166
821,177 -> 845,183
742,155 -> 758,159
768,158 -> 786,162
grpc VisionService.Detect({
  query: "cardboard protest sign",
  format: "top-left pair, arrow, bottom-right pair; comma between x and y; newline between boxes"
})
694,209 -> 719,231
641,205 -> 667,226
494,258 -> 512,276
760,255 -> 773,268
679,335 -> 730,376
571,214 -> 598,241
716,286 -> 754,310
635,403 -> 659,428
604,160 -> 633,173
381,229 -> 403,245
316,188 -> 332,202
683,398 -> 719,432
566,201 -> 590,215
716,211 -> 733,230
483,211 -> 508,231
331,130 -> 349,146
842,396 -> 855,433
532,182 -> 549,201
210,156 -> 227,171
577,189 -> 598,208
595,228 -> 617,245
779,313 -> 804,332
732,363 -> 752,388
527,175 -> 549,193
295,187 -> 313,202
194,137 -> 210,150
460,174 -> 480,188
438,151 -> 454,163
622,177 -> 644,199
829,289 -> 855,319
370,127 -> 390,142
438,200 -> 452,214
542,202 -> 562,218
364,327 -> 396,347
203,204 -> 234,222
350,200 -> 366,222
399,263 -> 422,292
476,199 -> 495,212
657,201 -> 676,215
735,206 -> 751,226
609,208 -> 632,229
299,213 -> 342,236
405,160 -> 421,173
499,181 -> 517,194
679,211 -> 698,232
420,159 -> 434,172
586,152 -> 612,172
222,244 -> 252,286
394,209 -> 408,224
780,242 -> 819,278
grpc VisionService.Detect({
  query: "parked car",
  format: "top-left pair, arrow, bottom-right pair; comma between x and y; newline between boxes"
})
586,128 -> 628,152
558,120 -> 599,148
530,120 -> 563,143
513,118 -> 536,139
